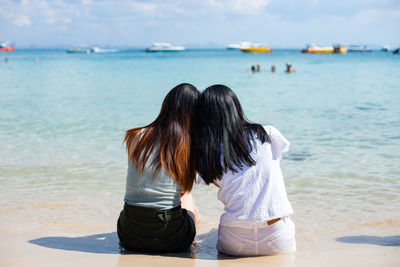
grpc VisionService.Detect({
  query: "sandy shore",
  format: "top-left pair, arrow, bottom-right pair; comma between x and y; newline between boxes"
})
1,216 -> 399,267
1,181 -> 399,267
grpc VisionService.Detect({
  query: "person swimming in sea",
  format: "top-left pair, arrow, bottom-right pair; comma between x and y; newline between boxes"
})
285,62 -> 296,73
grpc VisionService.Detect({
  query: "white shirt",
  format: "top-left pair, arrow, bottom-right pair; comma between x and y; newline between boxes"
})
199,125 -> 294,226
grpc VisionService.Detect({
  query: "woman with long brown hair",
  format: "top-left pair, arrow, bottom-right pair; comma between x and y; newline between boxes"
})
117,83 -> 200,253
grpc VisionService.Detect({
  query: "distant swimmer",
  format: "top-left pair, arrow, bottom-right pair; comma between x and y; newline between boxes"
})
250,65 -> 256,73
285,62 -> 296,73
271,65 -> 276,72
256,64 -> 261,72
4,58 -> 8,64
34,58 -> 39,62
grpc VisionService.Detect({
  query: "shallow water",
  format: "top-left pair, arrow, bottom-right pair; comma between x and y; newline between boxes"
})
0,49 -> 399,234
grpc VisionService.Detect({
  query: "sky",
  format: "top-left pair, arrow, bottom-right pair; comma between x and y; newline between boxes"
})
1,0 -> 399,48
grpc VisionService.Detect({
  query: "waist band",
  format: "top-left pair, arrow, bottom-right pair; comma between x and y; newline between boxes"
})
124,202 -> 182,219
220,217 -> 289,228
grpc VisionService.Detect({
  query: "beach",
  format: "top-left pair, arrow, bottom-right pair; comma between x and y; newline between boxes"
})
1,186 -> 399,267
1,49 -> 400,266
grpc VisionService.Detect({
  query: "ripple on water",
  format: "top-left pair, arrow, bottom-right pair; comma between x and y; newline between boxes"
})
286,151 -> 312,161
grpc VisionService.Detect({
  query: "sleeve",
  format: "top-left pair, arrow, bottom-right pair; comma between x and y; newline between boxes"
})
263,125 -> 290,160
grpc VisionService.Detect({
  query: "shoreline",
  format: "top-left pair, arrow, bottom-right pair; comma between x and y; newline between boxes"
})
1,184 -> 399,267
1,212 -> 399,267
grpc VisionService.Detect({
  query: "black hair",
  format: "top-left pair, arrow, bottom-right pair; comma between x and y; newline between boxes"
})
191,84 -> 269,184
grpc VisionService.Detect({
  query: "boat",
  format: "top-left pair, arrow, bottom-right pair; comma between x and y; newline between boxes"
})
145,42 -> 185,52
347,45 -> 371,52
227,41 -> 252,50
240,44 -> 272,53
66,45 -> 92,54
394,48 -> 400,55
301,44 -> 334,53
381,45 -> 389,52
333,44 -> 347,54
90,46 -> 121,53
0,41 -> 15,52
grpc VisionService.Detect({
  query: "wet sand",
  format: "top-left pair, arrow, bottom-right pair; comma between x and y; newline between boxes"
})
1,207 -> 399,267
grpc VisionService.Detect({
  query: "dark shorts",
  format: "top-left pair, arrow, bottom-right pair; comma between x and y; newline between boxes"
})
117,203 -> 196,253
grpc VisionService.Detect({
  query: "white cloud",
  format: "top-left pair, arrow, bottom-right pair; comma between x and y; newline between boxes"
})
230,0 -> 270,12
353,8 -> 397,23
0,0 -> 32,26
14,15 -> 32,26
44,0 -> 79,24
203,0 -> 271,15
129,1 -> 159,12
208,0 -> 223,7
1,0 -> 398,46
0,0 -> 77,26
389,10 -> 400,17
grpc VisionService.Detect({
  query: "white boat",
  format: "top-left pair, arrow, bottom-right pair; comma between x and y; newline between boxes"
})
227,41 -> 252,50
91,46 -> 121,53
347,45 -> 371,52
145,42 -> 185,52
66,45 -> 91,54
381,45 -> 389,52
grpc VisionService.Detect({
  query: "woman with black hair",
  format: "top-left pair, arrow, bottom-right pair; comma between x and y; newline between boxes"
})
192,85 -> 296,256
117,83 -> 200,253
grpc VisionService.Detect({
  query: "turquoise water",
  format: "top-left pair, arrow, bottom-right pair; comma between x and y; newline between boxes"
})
1,49 -> 399,232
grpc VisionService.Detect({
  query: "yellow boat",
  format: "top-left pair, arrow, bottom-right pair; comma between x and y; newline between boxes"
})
333,44 -> 347,54
301,45 -> 333,53
240,46 -> 272,53
301,44 -> 347,54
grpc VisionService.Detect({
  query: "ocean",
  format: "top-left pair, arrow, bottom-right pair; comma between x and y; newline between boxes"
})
0,49 -> 399,235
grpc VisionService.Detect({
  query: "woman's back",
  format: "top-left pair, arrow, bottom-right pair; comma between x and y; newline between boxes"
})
192,84 -> 296,256
124,159 -> 182,210
216,125 -> 293,226
117,83 -> 199,253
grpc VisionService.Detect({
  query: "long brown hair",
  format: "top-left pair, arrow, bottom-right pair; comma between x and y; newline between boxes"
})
124,83 -> 199,192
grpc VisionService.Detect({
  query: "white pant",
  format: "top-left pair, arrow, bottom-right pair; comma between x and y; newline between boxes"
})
217,217 -> 296,256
